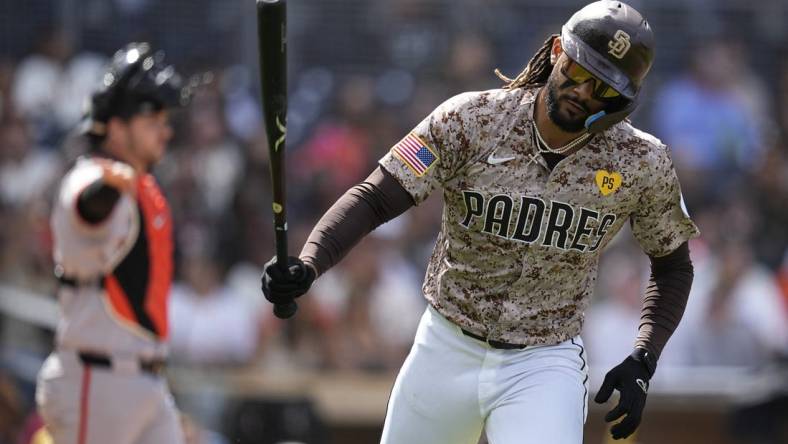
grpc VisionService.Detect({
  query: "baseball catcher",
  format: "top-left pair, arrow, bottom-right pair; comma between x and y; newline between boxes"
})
36,42 -> 192,444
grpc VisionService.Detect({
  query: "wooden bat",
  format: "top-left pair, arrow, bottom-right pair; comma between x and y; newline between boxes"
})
257,0 -> 297,319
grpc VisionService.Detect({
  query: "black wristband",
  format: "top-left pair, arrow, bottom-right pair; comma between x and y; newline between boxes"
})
630,347 -> 657,378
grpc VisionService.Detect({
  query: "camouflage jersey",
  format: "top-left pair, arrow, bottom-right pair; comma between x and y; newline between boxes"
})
378,87 -> 699,346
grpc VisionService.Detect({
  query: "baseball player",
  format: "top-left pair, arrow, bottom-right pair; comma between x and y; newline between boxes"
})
262,1 -> 699,443
35,43 -> 190,444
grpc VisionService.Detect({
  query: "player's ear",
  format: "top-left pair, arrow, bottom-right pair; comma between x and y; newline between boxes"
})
550,36 -> 563,65
105,117 -> 129,147
106,117 -> 120,139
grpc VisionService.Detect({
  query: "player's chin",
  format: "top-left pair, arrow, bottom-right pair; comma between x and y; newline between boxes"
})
547,98 -> 589,133
559,99 -> 588,117
556,108 -> 588,131
148,145 -> 167,165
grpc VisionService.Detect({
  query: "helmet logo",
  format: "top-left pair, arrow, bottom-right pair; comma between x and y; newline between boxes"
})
607,30 -> 631,59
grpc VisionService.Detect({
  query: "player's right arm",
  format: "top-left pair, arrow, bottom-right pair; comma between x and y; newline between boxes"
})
79,160 -> 136,224
52,158 -> 139,281
261,92 -> 484,304
261,161 -> 416,306
262,167 -> 414,304
70,159 -> 136,226
299,166 -> 414,277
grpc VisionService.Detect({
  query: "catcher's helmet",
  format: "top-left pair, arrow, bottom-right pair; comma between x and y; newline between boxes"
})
560,1 -> 655,132
86,42 -> 190,135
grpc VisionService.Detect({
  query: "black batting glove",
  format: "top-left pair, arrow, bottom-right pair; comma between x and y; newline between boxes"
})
261,256 -> 316,305
594,348 -> 656,440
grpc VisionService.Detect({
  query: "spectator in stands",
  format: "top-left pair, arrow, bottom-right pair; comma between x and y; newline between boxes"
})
749,141 -> 788,269
169,252 -> 265,365
16,410 -> 51,444
0,59 -> 16,121
780,252 -> 788,313
443,33 -> 495,92
168,84 -> 243,221
11,28 -> 105,147
0,372 -> 24,444
652,38 -> 770,208
293,76 -> 376,209
0,115 -> 61,293
583,237 -> 649,369
0,116 -> 62,208
269,217 -> 424,372
670,235 -> 788,366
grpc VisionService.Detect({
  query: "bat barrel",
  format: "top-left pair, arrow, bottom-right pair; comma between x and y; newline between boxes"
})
257,0 -> 287,231
257,0 -> 287,118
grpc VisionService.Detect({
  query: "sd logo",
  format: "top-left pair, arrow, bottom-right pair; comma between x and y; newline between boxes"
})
595,170 -> 622,196
608,30 -> 631,59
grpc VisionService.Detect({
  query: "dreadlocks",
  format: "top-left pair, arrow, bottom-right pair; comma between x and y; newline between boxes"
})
495,34 -> 558,89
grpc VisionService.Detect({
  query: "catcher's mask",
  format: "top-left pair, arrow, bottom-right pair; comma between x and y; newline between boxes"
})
560,0 -> 655,133
85,42 -> 194,136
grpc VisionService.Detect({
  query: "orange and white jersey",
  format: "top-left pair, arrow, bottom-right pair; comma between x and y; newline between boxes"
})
50,156 -> 173,359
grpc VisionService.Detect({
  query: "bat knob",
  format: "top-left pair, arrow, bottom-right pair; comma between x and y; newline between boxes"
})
273,300 -> 298,319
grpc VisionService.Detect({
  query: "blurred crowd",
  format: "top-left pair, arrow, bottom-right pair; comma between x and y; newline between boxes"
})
2,0 -> 788,443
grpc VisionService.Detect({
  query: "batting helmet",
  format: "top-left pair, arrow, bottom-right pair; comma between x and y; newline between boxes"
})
560,1 -> 655,132
86,42 -> 190,136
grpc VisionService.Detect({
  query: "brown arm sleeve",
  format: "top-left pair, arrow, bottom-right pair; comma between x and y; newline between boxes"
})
635,241 -> 694,359
299,166 -> 415,276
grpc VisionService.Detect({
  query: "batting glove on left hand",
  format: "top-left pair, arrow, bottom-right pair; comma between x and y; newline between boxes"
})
261,256 -> 316,305
594,348 -> 656,440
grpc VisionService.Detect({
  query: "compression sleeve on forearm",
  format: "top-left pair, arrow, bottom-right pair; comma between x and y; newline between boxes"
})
299,166 -> 415,276
635,241 -> 694,359
76,179 -> 121,224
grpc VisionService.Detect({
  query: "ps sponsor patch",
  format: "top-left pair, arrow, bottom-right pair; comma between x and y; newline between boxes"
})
595,170 -> 622,196
391,133 -> 438,176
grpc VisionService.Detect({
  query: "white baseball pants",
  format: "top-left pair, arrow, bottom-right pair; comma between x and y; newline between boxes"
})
381,305 -> 589,444
36,351 -> 184,444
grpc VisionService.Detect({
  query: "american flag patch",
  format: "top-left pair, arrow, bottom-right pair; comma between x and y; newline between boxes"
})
391,133 -> 438,176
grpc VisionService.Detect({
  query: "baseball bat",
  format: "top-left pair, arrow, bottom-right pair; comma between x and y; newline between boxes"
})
257,0 -> 297,319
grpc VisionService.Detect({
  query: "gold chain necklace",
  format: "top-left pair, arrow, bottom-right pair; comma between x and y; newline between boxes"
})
533,122 -> 590,155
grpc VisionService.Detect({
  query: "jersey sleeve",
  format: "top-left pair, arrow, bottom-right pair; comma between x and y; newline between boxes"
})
631,147 -> 700,257
58,160 -> 105,225
379,92 -> 481,204
51,158 -> 139,278
57,158 -> 134,228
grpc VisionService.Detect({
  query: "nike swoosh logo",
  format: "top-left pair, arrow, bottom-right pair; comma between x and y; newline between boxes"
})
486,153 -> 517,165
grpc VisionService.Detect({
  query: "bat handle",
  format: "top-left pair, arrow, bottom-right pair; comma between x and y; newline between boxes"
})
273,223 -> 298,319
274,299 -> 298,319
